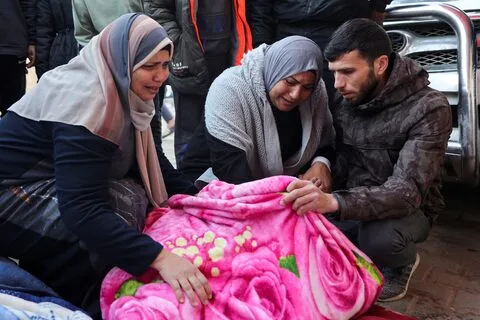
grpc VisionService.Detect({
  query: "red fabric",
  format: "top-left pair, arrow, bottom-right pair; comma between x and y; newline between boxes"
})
357,305 -> 417,320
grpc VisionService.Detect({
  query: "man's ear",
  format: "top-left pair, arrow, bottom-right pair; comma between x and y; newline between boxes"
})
374,55 -> 389,76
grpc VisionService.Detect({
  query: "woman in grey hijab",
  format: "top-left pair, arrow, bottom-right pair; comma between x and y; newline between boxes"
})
180,36 -> 335,190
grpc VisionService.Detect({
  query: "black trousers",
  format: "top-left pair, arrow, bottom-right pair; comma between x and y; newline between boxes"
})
173,90 -> 206,168
328,210 -> 431,269
0,55 -> 26,116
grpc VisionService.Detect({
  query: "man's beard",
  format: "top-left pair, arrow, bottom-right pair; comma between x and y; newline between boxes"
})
347,69 -> 379,107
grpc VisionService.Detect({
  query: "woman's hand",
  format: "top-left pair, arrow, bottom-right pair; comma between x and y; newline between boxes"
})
299,162 -> 332,193
281,179 -> 339,215
151,250 -> 212,307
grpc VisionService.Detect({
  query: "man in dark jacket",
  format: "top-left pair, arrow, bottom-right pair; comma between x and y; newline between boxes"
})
144,0 -> 252,168
0,0 -> 36,116
282,19 -> 452,302
247,0 -> 392,100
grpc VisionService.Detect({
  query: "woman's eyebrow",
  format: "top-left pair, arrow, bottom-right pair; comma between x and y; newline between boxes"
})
289,75 -> 315,87
146,60 -> 171,66
287,76 -> 300,84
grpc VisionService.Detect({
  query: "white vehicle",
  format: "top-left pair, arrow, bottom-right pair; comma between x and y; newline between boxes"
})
385,0 -> 479,185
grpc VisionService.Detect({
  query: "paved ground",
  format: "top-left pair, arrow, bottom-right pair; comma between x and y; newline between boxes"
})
379,184 -> 480,319
27,72 -> 480,319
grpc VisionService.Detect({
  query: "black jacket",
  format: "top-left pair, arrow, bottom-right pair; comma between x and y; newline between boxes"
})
0,0 -> 36,57
144,0 -> 251,95
247,0 -> 391,49
36,0 -> 78,79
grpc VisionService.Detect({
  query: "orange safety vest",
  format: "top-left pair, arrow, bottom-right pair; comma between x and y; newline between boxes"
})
188,0 -> 252,66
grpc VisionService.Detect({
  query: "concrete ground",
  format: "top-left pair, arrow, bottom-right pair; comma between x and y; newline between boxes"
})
379,184 -> 480,319
26,72 -> 480,319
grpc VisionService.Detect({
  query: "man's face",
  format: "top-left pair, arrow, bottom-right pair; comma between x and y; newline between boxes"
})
328,50 -> 380,106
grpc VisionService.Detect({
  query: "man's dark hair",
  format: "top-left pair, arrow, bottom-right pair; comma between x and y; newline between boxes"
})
324,18 -> 393,64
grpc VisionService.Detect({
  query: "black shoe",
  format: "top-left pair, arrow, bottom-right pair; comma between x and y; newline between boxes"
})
378,253 -> 420,302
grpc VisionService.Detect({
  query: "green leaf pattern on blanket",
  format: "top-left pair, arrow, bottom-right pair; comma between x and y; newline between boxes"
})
353,251 -> 383,286
279,255 -> 300,278
115,279 -> 145,299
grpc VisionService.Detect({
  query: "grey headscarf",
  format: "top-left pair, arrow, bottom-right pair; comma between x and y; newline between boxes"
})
263,36 -> 324,92
202,39 -> 334,184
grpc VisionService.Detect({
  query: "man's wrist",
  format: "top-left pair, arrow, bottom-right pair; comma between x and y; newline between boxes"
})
327,193 -> 339,213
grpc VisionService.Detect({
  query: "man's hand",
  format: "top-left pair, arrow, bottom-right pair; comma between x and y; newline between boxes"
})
281,179 -> 339,215
299,162 -> 332,193
152,250 -> 212,307
26,45 -> 36,68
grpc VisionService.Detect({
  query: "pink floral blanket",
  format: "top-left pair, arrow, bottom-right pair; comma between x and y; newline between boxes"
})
101,176 -> 383,320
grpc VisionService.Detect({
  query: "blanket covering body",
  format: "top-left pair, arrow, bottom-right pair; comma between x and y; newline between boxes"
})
101,176 -> 383,320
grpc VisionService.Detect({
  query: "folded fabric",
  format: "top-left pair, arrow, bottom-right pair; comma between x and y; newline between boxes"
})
101,176 -> 383,320
0,258 -> 86,311
0,293 -> 92,320
0,257 -> 92,319
0,257 -> 59,298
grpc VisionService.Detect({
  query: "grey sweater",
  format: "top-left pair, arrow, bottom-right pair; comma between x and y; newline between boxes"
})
205,44 -> 335,179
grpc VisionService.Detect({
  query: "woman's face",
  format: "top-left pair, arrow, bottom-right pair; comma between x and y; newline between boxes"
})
131,49 -> 170,101
268,71 -> 316,112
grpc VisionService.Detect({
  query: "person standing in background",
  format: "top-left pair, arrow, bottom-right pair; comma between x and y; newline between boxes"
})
247,0 -> 392,101
36,0 -> 78,80
145,0 -> 252,169
72,0 -> 144,48
0,0 -> 36,117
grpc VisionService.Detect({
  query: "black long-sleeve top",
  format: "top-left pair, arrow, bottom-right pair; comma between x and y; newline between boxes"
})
0,0 -> 36,56
0,111 -> 196,276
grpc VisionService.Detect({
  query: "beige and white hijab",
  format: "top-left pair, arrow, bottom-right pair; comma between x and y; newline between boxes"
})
10,13 -> 172,207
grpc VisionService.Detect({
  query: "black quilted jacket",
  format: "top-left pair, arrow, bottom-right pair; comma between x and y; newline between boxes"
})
35,0 -> 78,79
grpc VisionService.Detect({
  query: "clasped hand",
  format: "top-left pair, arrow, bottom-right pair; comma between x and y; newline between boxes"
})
281,179 -> 339,215
299,161 -> 332,193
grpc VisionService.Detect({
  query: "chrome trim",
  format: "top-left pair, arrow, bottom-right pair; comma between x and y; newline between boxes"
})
387,3 -> 479,185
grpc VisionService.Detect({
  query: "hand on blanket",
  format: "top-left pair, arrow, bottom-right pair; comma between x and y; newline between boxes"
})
281,179 -> 339,215
151,250 -> 212,307
299,162 -> 332,193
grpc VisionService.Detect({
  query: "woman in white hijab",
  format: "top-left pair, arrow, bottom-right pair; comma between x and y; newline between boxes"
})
0,13 -> 211,315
